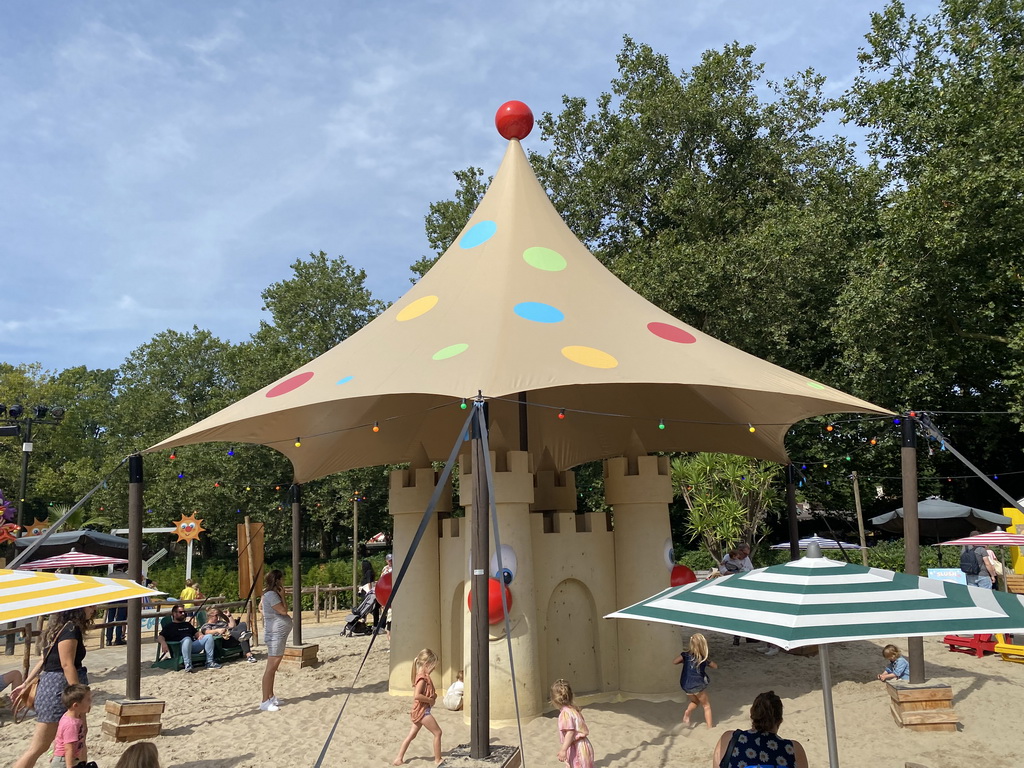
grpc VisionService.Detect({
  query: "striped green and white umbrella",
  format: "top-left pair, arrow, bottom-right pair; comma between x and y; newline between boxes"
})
607,545 -> 1024,767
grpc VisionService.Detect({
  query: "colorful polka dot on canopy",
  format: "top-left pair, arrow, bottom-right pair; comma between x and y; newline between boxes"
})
647,321 -> 696,344
460,220 -> 497,249
433,343 -> 469,361
514,301 -> 564,323
397,295 -> 439,322
523,246 -> 566,272
266,371 -> 314,397
561,345 -> 618,369
336,375 -> 354,385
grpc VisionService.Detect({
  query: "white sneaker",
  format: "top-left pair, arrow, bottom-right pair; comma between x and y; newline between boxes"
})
271,696 -> 283,706
764,646 -> 781,657
259,699 -> 280,712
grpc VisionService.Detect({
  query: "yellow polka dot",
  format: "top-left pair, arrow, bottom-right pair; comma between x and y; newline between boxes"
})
396,295 -> 439,322
561,345 -> 618,369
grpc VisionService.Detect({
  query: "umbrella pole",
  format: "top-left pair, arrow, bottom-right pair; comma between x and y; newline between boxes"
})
127,454 -> 143,700
470,402 -> 491,759
819,644 -> 840,768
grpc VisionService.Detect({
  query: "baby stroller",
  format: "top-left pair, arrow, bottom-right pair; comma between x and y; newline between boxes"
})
341,584 -> 378,637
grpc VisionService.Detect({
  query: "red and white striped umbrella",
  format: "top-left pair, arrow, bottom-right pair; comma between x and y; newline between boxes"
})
939,532 -> 1024,547
22,549 -> 129,570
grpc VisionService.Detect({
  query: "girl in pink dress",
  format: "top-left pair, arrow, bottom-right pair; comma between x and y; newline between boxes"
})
551,679 -> 594,768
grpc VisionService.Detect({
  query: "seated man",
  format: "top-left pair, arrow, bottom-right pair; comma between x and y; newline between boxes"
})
201,607 -> 257,664
158,605 -> 220,672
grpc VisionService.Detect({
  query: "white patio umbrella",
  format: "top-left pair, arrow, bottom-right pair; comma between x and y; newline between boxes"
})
938,532 -> 1024,547
606,544 -> 1024,768
0,568 -> 162,623
21,549 -> 130,571
770,535 -> 865,550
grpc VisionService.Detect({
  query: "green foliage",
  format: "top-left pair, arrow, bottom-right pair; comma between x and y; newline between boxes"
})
671,453 -> 780,561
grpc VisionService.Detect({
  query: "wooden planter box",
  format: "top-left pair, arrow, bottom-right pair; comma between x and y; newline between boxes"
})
103,699 -> 165,742
281,643 -> 319,668
886,682 -> 957,732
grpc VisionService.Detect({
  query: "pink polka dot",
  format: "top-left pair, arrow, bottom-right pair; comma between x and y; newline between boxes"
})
647,322 -> 696,344
266,371 -> 314,397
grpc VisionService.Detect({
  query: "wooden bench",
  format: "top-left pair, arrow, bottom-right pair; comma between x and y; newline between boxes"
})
1006,574 -> 1024,594
886,682 -> 958,732
993,634 -> 1024,664
942,634 -> 997,658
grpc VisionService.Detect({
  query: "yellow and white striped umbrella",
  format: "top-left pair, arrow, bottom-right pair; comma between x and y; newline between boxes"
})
0,568 -> 162,623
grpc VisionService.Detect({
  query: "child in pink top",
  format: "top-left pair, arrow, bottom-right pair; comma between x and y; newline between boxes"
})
393,649 -> 443,766
551,679 -> 594,768
51,684 -> 91,768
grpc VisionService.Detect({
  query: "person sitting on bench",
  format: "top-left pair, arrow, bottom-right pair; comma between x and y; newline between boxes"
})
158,606 -> 219,672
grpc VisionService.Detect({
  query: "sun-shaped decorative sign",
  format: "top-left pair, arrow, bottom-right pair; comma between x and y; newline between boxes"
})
23,519 -> 50,537
0,522 -> 20,544
173,513 -> 205,543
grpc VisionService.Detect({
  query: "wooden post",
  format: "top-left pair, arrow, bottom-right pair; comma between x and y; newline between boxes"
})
127,454 -> 143,701
470,403 -> 490,759
315,584 -> 320,623
291,484 -> 302,646
352,497 -> 359,609
243,516 -> 259,646
852,472 -> 870,566
785,464 -> 800,561
901,416 -> 925,683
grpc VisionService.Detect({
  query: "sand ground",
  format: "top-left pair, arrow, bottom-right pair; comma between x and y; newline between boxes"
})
0,617 -> 1019,768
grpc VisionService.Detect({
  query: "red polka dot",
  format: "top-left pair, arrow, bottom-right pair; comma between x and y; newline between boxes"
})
266,371 -> 314,397
647,322 -> 696,344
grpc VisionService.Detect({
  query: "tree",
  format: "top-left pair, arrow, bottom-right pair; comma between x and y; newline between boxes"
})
834,0 -> 1024,505
671,453 -> 780,562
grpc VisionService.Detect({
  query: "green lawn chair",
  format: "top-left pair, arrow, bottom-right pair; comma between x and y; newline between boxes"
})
153,610 -> 209,671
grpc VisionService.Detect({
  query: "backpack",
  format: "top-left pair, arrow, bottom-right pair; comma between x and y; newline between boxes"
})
960,547 -> 981,575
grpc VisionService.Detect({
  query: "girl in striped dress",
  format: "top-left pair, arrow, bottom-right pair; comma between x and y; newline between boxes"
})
551,679 -> 594,768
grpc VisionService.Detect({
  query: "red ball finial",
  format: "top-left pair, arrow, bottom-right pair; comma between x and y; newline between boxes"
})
495,101 -> 533,140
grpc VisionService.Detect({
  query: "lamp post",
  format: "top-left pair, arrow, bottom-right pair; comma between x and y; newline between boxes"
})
0,404 -> 67,535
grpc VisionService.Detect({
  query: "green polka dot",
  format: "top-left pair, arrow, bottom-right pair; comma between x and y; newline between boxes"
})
433,343 -> 469,360
807,382 -> 826,390
523,247 -> 566,272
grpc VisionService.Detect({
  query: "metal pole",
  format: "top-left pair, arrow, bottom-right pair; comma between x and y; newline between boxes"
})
901,416 -> 925,683
851,472 -> 869,566
518,391 -> 528,453
470,403 -> 490,759
785,464 -> 800,561
127,454 -> 143,700
819,644 -> 840,768
16,419 -> 32,534
291,484 -> 302,646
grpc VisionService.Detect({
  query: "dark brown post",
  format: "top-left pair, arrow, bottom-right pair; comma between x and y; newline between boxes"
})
470,404 -> 490,759
127,453 -> 143,699
785,464 -> 800,561
901,416 -> 925,682
291,484 -> 302,645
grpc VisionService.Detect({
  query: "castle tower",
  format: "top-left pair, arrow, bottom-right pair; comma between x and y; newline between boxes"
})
388,445 -> 452,693
604,446 -> 677,695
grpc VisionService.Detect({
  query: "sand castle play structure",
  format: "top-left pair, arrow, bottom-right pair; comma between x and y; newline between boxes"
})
150,101 -> 887,723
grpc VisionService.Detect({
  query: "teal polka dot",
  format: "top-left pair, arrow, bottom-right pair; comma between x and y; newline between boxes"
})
336,375 -> 354,385
460,220 -> 497,249
433,343 -> 469,360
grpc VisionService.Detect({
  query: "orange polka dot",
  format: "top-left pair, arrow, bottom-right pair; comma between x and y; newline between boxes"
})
397,295 -> 439,322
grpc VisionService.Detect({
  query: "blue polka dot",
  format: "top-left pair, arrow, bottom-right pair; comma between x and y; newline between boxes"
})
513,301 -> 564,324
460,220 -> 497,249
336,375 -> 354,385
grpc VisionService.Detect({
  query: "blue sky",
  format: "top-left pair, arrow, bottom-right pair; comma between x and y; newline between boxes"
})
0,1 -> 938,373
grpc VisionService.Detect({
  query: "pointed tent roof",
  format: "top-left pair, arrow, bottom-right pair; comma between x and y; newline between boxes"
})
149,115 -> 890,482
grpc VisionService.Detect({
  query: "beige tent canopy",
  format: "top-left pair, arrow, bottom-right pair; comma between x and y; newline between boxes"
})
148,137 -> 890,479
